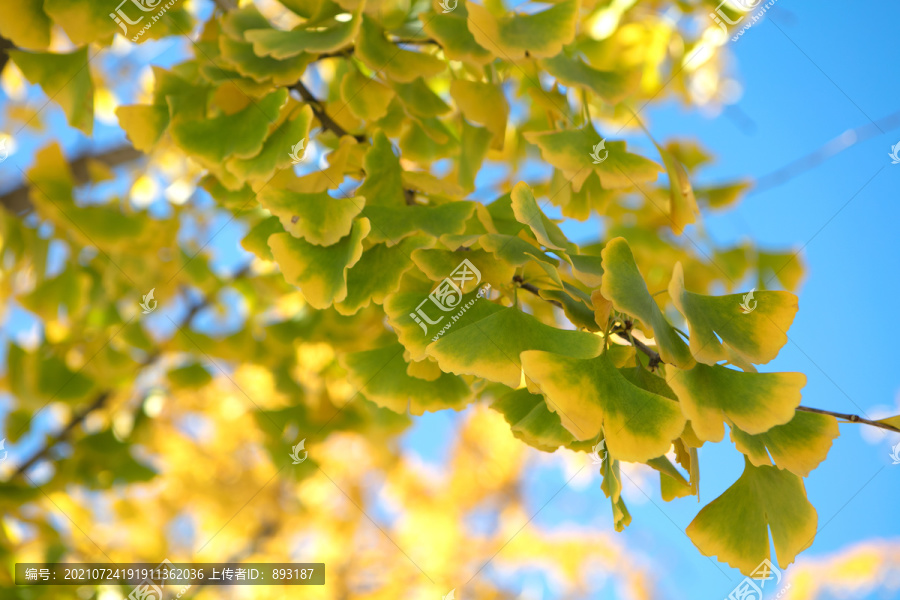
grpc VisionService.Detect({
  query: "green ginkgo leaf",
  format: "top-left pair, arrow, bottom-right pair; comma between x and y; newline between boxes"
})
668,262 -> 798,366
666,363 -> 806,443
259,188 -> 364,246
429,307 -> 603,388
384,271 -> 499,361
226,103 -> 314,185
490,387 -> 576,451
219,6 -> 315,84
357,131 -> 405,206
268,218 -> 371,309
731,410 -> 838,477
686,459 -> 817,574
420,6 -> 492,66
10,48 -> 94,134
600,237 -> 694,368
394,78 -> 451,118
466,0 -> 578,60
245,4 -> 363,59
521,351 -> 685,461
479,234 -> 557,268
335,235 -> 435,316
458,121 -> 493,191
363,202 -> 476,245
541,54 -> 636,105
343,342 -> 471,415
510,182 -> 576,253
169,89 -> 288,165
411,248 -> 513,291
341,70 -> 395,121
356,15 -> 445,82
525,127 -> 663,192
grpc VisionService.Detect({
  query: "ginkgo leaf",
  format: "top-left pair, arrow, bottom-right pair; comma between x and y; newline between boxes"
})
411,248 -> 513,291
259,188 -> 364,246
363,202 -> 476,245
268,218 -> 371,309
666,363 -> 806,443
116,105 -> 169,152
532,282 -> 599,332
479,233 -> 557,268
10,48 -> 94,134
510,182 -> 576,253
356,15 -> 445,82
458,121 -> 493,191
541,54 -> 636,105
394,78 -> 451,118
466,0 -> 578,60
877,415 -> 900,430
245,4 -> 363,58
42,0 -> 116,45
521,351 -> 685,462
226,103 -> 314,185
449,80 -> 508,149
656,141 -> 699,235
524,127 -> 662,191
336,235 -> 435,315
219,6 -> 315,84
343,342 -> 471,415
340,70 -> 395,121
384,271 -> 499,361
0,0 -> 52,49
420,6 -> 492,66
731,410 -> 838,477
241,216 -> 284,261
429,307 -> 603,388
646,455 -> 693,501
357,131 -> 405,206
668,262 -> 798,366
600,237 -> 694,367
490,388 -> 576,451
169,89 -> 288,165
686,459 -> 817,574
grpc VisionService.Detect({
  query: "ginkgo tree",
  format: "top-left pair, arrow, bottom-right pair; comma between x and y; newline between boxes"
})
1,0 -> 898,594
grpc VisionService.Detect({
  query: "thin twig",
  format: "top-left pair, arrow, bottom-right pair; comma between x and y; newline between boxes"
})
289,80 -> 365,142
796,406 -> 900,434
6,272 -> 248,481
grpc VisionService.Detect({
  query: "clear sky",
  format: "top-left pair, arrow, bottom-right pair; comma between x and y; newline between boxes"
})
1,0 -> 899,599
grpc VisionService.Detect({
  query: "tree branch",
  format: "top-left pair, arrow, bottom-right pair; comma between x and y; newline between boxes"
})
519,279 -> 900,433
8,288 -> 223,481
795,406 -> 900,433
0,145 -> 144,215
289,80 -> 365,142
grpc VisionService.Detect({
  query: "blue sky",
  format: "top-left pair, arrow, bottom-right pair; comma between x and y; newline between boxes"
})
2,0 -> 899,598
